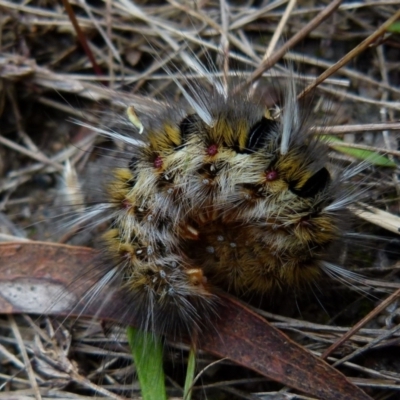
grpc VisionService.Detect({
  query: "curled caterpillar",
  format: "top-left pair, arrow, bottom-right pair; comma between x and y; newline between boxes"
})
70,75 -> 362,339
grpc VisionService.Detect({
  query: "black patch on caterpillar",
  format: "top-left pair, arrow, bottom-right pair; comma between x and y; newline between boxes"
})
179,114 -> 199,140
289,167 -> 331,198
239,117 -> 277,154
127,178 -> 137,188
128,156 -> 137,171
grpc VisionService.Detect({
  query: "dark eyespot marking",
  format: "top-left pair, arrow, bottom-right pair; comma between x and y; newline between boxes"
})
240,117 -> 277,154
289,167 -> 331,198
179,114 -> 199,139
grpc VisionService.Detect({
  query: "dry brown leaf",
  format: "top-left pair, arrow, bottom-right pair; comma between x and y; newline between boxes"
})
0,241 -> 372,400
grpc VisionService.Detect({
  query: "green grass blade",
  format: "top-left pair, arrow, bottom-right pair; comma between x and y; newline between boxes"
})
126,326 -> 167,400
183,346 -> 196,400
320,135 -> 396,167
388,21 -> 400,33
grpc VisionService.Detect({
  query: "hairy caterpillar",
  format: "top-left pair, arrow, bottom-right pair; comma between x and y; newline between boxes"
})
56,71 -> 365,340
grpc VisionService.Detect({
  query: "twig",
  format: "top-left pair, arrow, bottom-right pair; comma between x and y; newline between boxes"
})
298,10 -> 400,99
234,0 -> 343,93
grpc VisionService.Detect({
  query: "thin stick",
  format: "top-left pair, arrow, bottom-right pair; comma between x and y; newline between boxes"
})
298,10 -> 400,100
311,122 -> 400,135
62,0 -> 103,76
322,288 -> 400,360
0,135 -> 64,171
234,0 -> 343,93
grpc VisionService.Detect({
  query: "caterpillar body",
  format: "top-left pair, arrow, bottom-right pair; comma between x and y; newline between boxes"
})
73,75 -> 358,339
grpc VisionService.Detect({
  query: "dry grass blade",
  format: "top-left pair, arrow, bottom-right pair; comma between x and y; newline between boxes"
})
235,0 -> 343,92
312,122 -> 400,135
7,315 -> 42,400
354,205 -> 400,235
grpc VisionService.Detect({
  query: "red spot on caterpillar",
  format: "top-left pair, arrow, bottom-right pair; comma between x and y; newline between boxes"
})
265,170 -> 278,181
122,199 -> 131,209
154,155 -> 163,169
207,144 -> 218,156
